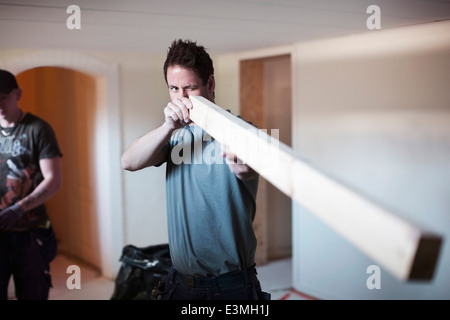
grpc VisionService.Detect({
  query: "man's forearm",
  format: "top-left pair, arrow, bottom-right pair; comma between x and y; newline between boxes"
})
18,177 -> 60,212
121,123 -> 173,171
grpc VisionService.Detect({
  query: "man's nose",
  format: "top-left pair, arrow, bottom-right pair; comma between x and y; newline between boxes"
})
179,89 -> 189,98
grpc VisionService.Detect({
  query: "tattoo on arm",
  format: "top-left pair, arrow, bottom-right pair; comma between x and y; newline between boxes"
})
22,187 -> 49,210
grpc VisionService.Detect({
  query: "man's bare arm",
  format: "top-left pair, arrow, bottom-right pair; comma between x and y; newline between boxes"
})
18,156 -> 62,211
122,98 -> 193,172
121,123 -> 174,171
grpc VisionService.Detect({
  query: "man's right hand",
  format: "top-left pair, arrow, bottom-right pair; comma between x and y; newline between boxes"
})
163,97 -> 193,130
0,203 -> 26,231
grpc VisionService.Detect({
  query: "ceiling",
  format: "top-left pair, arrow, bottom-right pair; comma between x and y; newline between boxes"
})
1,0 -> 449,55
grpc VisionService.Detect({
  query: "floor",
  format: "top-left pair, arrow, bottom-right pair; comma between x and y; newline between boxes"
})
8,253 -> 314,300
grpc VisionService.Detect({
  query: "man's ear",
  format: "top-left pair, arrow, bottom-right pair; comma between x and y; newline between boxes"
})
207,75 -> 215,99
15,88 -> 22,101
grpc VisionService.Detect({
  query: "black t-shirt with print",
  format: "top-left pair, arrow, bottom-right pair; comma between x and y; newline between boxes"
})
0,112 -> 62,231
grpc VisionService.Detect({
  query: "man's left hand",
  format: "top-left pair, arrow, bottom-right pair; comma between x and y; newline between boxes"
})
221,144 -> 258,181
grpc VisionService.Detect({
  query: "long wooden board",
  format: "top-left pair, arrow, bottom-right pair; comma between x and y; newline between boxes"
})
189,95 -> 442,281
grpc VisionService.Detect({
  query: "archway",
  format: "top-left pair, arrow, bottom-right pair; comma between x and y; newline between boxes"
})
17,67 -> 101,271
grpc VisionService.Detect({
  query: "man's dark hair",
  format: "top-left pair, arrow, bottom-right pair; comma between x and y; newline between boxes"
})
163,39 -> 214,86
0,69 -> 19,94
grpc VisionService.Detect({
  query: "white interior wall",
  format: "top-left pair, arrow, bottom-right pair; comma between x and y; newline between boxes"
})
102,51 -> 170,248
291,20 -> 450,299
212,54 -> 240,113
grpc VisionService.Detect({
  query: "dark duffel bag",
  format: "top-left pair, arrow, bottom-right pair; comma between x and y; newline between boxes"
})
110,243 -> 171,300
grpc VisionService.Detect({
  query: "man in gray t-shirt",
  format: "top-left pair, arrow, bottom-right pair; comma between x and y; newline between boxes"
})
164,124 -> 258,277
121,39 -> 269,300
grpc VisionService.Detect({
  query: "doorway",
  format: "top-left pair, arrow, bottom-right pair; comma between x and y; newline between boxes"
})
16,67 -> 101,271
240,54 -> 292,264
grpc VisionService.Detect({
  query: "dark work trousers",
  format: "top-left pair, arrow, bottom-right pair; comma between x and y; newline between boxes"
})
156,265 -> 271,300
0,226 -> 57,300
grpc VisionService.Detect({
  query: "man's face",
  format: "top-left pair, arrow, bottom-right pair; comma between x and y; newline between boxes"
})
0,88 -> 21,118
166,65 -> 214,102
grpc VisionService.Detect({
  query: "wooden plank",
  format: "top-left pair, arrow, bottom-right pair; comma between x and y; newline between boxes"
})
189,95 -> 442,281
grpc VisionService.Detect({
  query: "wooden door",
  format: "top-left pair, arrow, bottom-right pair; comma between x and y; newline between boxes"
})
240,55 -> 292,264
17,67 -> 100,271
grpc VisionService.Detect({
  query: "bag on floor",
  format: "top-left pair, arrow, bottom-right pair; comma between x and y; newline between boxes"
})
110,243 -> 171,300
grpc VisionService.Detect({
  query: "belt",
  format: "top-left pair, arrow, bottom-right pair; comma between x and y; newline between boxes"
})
174,268 -> 254,288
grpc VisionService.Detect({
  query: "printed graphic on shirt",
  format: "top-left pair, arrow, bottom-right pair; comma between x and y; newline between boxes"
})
0,113 -> 62,231
0,133 -> 39,209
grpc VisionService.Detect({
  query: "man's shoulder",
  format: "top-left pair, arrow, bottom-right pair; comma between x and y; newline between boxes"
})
24,112 -> 52,126
22,113 -> 56,136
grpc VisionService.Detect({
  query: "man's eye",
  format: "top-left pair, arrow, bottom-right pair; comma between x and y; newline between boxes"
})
170,87 -> 178,91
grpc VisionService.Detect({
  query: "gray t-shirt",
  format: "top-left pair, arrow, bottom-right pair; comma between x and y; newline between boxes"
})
162,124 -> 258,277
